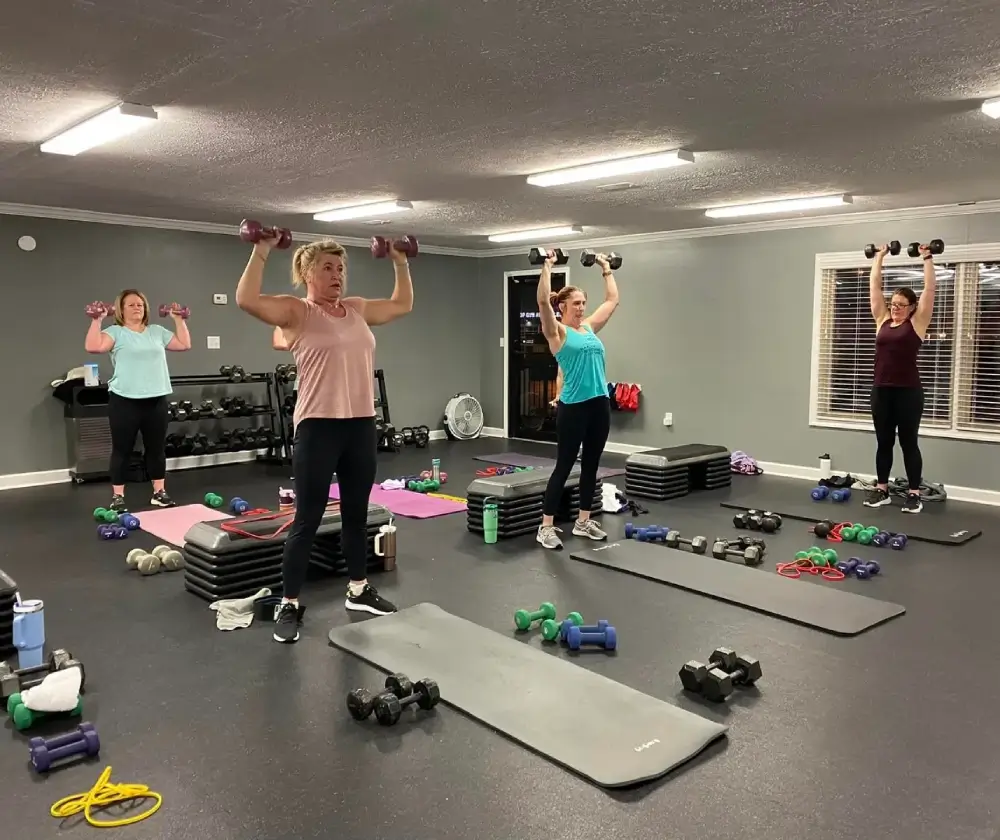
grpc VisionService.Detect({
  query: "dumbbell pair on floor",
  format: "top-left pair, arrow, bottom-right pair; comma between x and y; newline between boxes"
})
864,239 -> 945,259
732,510 -> 782,533
514,602 -> 617,650
680,647 -> 762,703
347,673 -> 440,726
528,247 -> 624,270
126,545 -> 185,576
811,485 -> 852,502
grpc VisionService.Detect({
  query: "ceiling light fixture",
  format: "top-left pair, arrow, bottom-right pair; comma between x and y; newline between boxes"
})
313,200 -> 413,223
526,149 -> 695,187
982,97 -> 1000,119
704,194 -> 854,219
487,225 -> 584,244
40,103 -> 159,156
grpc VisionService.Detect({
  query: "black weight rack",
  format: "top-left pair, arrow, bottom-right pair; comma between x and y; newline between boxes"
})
163,372 -> 283,465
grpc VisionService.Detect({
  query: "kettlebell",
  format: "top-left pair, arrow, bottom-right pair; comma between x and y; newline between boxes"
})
375,522 -> 397,572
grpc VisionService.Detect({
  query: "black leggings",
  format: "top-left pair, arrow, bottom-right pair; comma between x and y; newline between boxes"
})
108,393 -> 169,486
543,396 -> 611,517
871,386 -> 924,490
282,417 -> 377,599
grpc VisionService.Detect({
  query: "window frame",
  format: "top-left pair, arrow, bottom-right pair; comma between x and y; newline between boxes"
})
809,242 -> 1000,443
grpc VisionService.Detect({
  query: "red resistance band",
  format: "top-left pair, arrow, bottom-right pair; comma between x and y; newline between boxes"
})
219,501 -> 340,541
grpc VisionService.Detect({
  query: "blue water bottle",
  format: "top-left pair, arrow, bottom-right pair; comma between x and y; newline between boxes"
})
13,598 -> 45,670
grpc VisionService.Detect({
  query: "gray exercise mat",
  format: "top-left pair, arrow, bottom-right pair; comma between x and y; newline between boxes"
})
328,603 -> 727,788
569,542 -> 905,636
474,452 -> 625,479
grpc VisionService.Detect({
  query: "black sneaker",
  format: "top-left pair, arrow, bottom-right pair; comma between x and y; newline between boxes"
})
346,584 -> 397,616
150,490 -> 176,507
109,494 -> 128,513
901,493 -> 923,514
272,602 -> 305,643
863,488 -> 891,508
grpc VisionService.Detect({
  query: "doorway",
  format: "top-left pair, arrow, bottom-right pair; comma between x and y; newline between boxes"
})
505,270 -> 567,442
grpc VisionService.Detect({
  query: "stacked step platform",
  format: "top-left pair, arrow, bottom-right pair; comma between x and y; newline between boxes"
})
625,444 -> 732,500
182,504 -> 393,602
466,465 -> 603,540
0,569 -> 16,658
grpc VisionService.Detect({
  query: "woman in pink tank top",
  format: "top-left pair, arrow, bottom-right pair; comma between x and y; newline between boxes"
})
236,233 -> 414,643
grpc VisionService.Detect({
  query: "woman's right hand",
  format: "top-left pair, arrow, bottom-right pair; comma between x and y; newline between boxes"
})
253,235 -> 280,259
877,244 -> 890,258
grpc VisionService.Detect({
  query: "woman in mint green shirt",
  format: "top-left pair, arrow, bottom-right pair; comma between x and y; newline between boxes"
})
84,289 -> 192,513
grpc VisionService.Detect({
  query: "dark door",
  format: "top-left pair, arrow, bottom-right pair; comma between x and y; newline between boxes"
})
507,270 -> 566,442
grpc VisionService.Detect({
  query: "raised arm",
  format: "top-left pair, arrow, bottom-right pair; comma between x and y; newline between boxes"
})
236,239 -> 303,329
84,306 -> 114,354
357,242 -> 414,326
583,254 -> 620,333
869,245 -> 889,325
536,253 -> 563,354
912,245 -> 937,334
162,303 -> 192,351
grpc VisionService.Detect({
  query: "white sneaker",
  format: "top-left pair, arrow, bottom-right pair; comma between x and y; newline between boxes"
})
536,525 -> 564,550
572,519 -> 607,541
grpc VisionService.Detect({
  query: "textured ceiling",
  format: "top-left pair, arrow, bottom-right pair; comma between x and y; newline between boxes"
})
1,0 -> 999,250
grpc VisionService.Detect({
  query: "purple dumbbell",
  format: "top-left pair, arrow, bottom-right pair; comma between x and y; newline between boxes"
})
29,721 -> 100,773
565,623 -> 617,651
559,618 -> 609,642
158,304 -> 191,319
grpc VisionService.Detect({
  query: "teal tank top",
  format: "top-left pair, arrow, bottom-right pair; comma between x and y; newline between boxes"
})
554,324 -> 608,404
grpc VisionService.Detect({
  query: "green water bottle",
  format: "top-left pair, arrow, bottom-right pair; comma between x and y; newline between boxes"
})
483,496 -> 498,544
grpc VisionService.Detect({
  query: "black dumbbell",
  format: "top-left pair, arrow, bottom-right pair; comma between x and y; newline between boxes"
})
528,247 -> 569,266
374,677 -> 440,726
679,647 -> 738,696
347,672 -> 415,721
413,425 -> 430,448
0,650 -> 85,699
580,249 -> 623,270
711,539 -> 764,567
736,510 -> 781,533
167,401 -> 179,420
664,530 -> 709,554
863,241 -> 901,259
703,650 -> 763,703
906,238 -> 945,258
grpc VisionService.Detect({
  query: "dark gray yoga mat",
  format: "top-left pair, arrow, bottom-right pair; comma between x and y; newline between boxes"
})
569,541 -> 905,636
474,452 -> 625,479
328,603 -> 728,788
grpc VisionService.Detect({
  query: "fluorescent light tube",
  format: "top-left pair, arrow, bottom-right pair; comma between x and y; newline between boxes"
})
313,200 -> 413,222
527,149 -> 695,187
705,194 -> 853,219
40,103 -> 158,156
487,226 -> 583,244
982,97 -> 1000,119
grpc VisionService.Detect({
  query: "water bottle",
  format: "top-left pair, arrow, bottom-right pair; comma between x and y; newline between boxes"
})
819,453 -> 832,480
483,497 -> 498,544
13,598 -> 45,670
375,522 -> 397,572
431,458 -> 441,483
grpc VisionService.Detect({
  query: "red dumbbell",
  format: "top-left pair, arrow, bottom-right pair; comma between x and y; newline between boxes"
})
239,218 -> 293,250
158,304 -> 191,319
371,235 -> 419,259
85,301 -> 114,319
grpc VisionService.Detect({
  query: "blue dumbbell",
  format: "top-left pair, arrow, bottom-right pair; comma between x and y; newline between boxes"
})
625,522 -> 638,538
118,513 -> 140,530
559,618 -> 609,642
830,487 -> 852,502
855,559 -> 880,579
565,623 -> 617,651
230,497 -> 250,514
811,486 -> 829,501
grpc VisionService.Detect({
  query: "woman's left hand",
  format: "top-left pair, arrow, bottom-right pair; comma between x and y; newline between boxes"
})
166,302 -> 184,318
596,254 -> 611,271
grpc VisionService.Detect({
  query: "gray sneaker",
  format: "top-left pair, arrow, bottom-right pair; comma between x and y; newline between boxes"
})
572,519 -> 607,541
536,524 -> 564,550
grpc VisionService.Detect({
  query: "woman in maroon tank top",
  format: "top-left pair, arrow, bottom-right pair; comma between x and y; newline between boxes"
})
864,242 -> 939,514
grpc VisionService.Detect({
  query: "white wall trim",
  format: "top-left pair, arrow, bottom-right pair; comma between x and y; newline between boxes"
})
5,199 -> 1000,259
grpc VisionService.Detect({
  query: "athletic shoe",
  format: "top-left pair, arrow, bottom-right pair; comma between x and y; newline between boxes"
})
150,490 -> 176,507
536,524 -> 564,550
273,602 -> 305,643
109,494 -> 128,514
863,488 -> 891,508
346,584 -> 397,616
572,519 -> 607,541
901,493 -> 923,514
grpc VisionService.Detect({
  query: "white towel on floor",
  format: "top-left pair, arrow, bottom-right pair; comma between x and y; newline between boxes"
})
21,666 -> 82,713
209,587 -> 272,631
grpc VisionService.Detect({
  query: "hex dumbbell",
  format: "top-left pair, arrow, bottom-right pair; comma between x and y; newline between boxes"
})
565,623 -> 617,651
371,235 -> 419,258
710,539 -> 764,567
528,247 -> 569,266
374,677 -> 440,726
703,651 -> 762,702
29,722 -> 100,773
863,241 -> 901,259
239,218 -> 293,249
665,530 -> 709,554
906,238 -> 944,258
346,672 -> 415,721
580,249 -> 623,270
0,650 -> 86,700
513,601 -> 557,631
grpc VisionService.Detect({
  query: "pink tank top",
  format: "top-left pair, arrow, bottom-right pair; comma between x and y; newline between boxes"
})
289,299 -> 375,424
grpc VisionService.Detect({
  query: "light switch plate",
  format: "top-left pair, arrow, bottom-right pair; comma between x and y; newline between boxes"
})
213,293 -> 227,305
207,336 -> 220,349
663,412 -> 673,426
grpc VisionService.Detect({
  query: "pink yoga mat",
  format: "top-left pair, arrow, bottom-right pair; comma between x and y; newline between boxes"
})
135,504 -> 232,546
329,484 -> 467,518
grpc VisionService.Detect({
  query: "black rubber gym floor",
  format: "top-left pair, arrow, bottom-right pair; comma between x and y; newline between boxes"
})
2,438 -> 999,840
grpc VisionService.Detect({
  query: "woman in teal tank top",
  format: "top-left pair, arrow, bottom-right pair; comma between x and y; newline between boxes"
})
535,250 -> 621,550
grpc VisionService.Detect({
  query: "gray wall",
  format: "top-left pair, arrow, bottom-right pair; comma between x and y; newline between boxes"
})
477,211 -> 1000,491
0,215 -> 480,475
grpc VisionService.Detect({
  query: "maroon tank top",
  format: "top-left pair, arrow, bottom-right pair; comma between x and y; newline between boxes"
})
873,318 -> 922,387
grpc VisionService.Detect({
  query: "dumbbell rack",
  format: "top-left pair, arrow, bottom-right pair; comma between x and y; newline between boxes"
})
165,373 -> 283,465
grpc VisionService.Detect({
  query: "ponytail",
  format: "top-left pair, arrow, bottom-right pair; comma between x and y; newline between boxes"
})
549,292 -> 559,307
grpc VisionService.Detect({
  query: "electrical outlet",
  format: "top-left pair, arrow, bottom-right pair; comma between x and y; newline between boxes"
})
663,412 -> 673,427
207,336 -> 220,349
213,293 -> 227,305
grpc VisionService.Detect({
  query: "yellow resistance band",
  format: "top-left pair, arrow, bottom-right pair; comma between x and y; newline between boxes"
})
50,765 -> 162,828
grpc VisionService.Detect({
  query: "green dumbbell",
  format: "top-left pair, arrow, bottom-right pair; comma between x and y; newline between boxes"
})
204,492 -> 223,508
92,507 -> 118,523
856,526 -> 879,545
8,693 -> 83,731
540,611 -> 583,641
513,601 -> 557,631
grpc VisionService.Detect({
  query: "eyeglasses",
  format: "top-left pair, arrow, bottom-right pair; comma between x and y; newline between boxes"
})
889,302 -> 913,310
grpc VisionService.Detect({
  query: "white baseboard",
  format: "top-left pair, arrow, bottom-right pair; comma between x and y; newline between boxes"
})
757,460 -> 1000,508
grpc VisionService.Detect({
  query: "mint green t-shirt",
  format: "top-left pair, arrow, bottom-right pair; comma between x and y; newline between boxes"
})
102,324 -> 174,399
